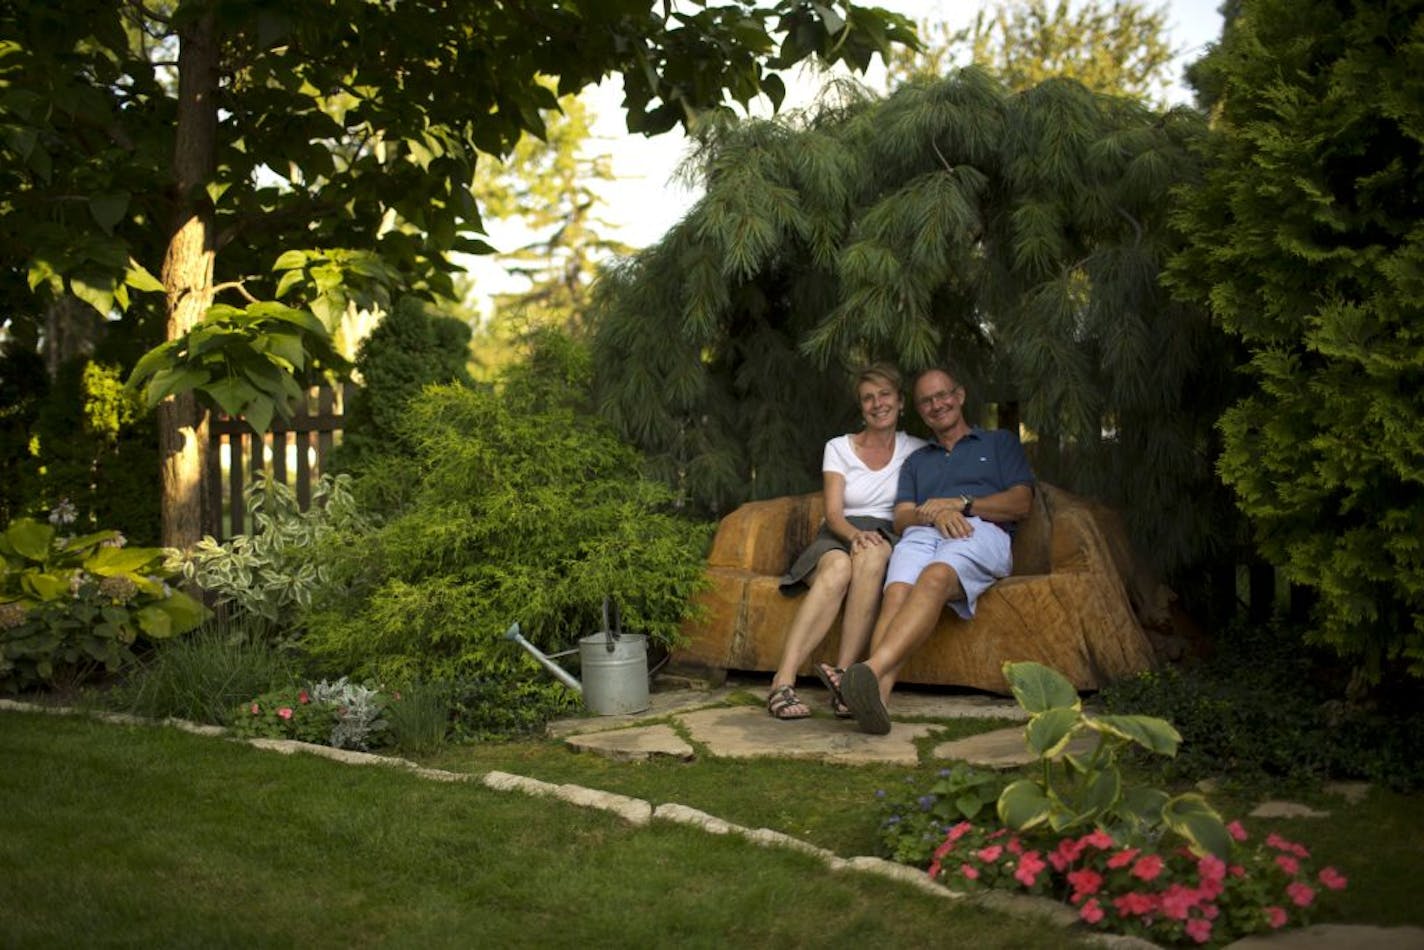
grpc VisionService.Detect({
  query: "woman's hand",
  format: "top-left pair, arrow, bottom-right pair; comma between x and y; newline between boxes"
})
849,529 -> 886,552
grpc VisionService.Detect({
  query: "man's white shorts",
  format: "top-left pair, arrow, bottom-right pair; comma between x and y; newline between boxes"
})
884,520 -> 1013,619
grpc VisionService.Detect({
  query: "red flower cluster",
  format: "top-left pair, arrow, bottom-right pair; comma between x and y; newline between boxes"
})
926,821 -> 1347,946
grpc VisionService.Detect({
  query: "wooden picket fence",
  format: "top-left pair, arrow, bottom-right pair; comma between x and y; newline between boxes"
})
205,385 -> 348,539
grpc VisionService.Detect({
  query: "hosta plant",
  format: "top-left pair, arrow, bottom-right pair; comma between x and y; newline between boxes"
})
997,661 -> 1230,858
0,509 -> 209,690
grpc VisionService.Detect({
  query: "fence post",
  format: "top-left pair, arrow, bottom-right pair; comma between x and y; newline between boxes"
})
204,383 -> 347,540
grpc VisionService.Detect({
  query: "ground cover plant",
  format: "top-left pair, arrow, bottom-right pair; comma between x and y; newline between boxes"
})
1100,620 -> 1424,792
0,710 -> 1087,950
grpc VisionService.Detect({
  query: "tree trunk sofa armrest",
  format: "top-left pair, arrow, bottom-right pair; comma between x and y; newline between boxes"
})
673,483 -> 1160,694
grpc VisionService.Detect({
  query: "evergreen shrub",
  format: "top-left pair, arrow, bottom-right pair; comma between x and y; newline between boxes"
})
302,333 -> 714,697
333,296 -> 474,474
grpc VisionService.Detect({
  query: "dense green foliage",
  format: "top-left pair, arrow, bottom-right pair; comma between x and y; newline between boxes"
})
179,474 -> 369,646
1168,0 -> 1424,678
1101,621 -> 1424,792
333,298 -> 474,471
592,68 -> 1228,576
303,335 -> 713,686
0,351 -> 159,544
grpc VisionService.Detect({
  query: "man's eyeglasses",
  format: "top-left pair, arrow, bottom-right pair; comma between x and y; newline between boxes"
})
915,386 -> 961,410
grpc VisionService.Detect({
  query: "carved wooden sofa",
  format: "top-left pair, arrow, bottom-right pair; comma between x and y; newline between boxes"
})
672,483 -> 1162,694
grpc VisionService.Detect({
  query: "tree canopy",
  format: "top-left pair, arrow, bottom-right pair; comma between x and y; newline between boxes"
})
591,68 -> 1223,575
0,0 -> 917,546
886,0 -> 1177,103
1169,0 -> 1424,677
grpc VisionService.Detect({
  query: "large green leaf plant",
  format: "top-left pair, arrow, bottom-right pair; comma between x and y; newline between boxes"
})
997,660 -> 1231,858
0,515 -> 210,690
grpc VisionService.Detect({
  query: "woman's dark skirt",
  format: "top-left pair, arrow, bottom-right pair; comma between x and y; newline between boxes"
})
778,515 -> 899,594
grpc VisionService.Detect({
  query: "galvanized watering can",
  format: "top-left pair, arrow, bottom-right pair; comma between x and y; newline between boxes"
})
503,598 -> 650,715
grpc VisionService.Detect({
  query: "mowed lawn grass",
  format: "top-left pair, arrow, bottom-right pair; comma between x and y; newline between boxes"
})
0,711 -> 1086,950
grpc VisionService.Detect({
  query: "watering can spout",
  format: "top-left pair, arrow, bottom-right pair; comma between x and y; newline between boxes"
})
502,608 -> 649,716
503,622 -> 583,694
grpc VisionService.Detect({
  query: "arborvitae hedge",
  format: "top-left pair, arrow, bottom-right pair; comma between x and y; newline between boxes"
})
1169,0 -> 1424,678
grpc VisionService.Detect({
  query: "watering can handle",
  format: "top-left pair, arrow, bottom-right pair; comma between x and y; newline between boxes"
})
602,596 -> 621,653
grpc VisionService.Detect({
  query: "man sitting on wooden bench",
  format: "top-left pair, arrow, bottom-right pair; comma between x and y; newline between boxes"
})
839,366 -> 1036,734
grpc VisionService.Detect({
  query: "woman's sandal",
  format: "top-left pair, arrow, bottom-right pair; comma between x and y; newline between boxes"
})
767,684 -> 811,720
814,663 -> 854,719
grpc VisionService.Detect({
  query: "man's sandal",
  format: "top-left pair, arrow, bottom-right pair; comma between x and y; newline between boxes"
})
766,684 -> 811,720
814,663 -> 854,719
841,663 -> 892,735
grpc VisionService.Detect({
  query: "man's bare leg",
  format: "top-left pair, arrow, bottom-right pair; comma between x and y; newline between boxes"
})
866,563 -> 963,702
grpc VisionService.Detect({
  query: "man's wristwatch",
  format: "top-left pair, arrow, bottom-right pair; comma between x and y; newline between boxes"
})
960,494 -> 975,516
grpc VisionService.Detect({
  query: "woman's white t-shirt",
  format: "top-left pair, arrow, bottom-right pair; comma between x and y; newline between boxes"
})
823,431 -> 929,520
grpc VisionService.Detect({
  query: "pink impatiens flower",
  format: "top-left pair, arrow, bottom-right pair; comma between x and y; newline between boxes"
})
298,690 -> 310,704
1131,853 -> 1165,882
1067,867 -> 1103,900
1276,854 -> 1301,876
1185,917 -> 1213,944
1113,891 -> 1157,917
976,844 -> 1004,863
250,703 -> 260,715
1161,884 -> 1198,920
1266,906 -> 1289,929
1319,867 -> 1348,891
277,706 -> 293,720
1107,847 -> 1140,869
1080,898 -> 1105,924
961,863 -> 980,881
1227,819 -> 1249,841
1014,850 -> 1047,887
1081,828 -> 1115,850
1287,881 -> 1316,907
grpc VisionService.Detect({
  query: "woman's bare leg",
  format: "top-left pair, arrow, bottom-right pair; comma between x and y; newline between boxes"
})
771,550 -> 852,690
833,542 -> 891,670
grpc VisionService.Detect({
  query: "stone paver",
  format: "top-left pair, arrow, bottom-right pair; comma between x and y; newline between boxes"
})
1250,801 -> 1331,820
677,704 -> 940,766
932,724 -> 1095,769
544,684 -> 737,737
1223,925 -> 1424,949
565,723 -> 695,761
1324,782 -> 1371,805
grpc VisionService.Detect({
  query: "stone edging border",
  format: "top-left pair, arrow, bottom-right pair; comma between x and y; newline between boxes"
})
0,698 -> 1153,949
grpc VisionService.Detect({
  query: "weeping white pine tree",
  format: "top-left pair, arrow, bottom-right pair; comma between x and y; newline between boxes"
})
590,68 -> 1232,577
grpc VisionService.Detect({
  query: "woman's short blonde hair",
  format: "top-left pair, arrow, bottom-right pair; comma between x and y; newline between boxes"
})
853,362 -> 903,398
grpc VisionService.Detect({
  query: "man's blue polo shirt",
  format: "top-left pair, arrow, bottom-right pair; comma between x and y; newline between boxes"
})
895,427 -> 1035,531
